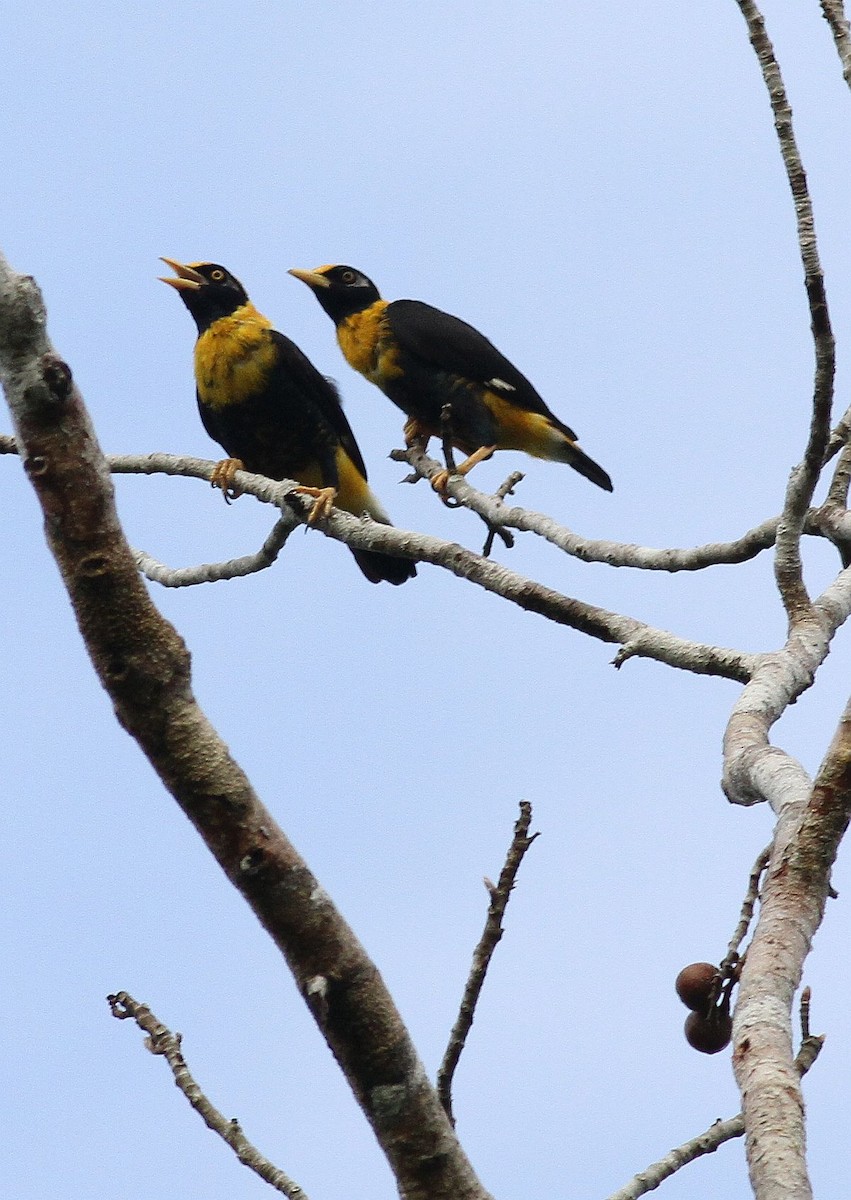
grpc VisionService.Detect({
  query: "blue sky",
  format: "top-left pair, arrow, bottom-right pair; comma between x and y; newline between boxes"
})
3,3 -> 851,1197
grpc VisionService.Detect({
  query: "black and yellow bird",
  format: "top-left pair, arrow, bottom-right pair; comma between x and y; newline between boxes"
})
288,265 -> 612,495
160,259 -> 415,585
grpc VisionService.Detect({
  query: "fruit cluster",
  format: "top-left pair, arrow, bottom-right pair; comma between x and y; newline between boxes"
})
675,962 -> 733,1054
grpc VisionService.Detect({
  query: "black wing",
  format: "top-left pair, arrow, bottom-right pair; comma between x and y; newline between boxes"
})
269,330 -> 369,480
387,299 -> 567,426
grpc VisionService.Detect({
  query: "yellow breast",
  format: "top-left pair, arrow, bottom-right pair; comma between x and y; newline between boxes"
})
194,303 -> 278,409
337,300 -> 404,385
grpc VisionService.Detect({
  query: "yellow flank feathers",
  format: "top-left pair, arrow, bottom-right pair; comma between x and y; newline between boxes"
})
194,302 -> 277,410
290,445 -> 386,522
337,301 -> 405,384
483,392 -> 568,458
335,447 -> 389,522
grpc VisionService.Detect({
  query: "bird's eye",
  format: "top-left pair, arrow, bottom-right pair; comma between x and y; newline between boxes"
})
210,269 -> 225,281
341,270 -> 356,284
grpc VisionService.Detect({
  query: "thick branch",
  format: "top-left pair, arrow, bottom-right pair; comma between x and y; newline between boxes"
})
732,695 -> 851,1200
0,254 -> 491,1200
723,560 -> 851,810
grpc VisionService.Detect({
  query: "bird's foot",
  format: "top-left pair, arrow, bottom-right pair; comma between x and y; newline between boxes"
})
292,484 -> 337,523
430,445 -> 497,502
210,458 -> 245,503
431,468 -> 451,496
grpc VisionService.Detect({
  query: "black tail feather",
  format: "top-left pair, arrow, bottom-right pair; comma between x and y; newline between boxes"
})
562,441 -> 613,492
352,548 -> 417,586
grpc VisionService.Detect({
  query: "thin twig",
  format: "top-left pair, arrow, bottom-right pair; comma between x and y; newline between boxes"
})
437,802 -> 540,1125
736,0 -> 835,624
393,445 -> 785,572
482,472 -> 523,556
108,992 -> 308,1199
719,845 -> 771,976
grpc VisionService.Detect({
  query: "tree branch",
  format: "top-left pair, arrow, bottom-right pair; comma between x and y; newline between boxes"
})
436,801 -> 539,1125
0,440 -> 757,681
133,517 -> 296,586
395,444 -> 784,572
722,559 -> 851,809
732,693 -> 851,1200
736,0 -> 836,625
0,253 -> 492,1200
108,992 -> 308,1198
821,0 -> 851,90
721,846 -> 771,975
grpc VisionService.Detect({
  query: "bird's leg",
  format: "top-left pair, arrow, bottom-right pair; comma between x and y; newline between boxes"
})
291,485 -> 337,523
431,403 -> 462,504
210,458 -> 245,504
431,444 -> 497,496
439,403 -> 458,474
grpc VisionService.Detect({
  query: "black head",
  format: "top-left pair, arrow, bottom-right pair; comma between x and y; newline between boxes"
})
160,259 -> 250,333
288,264 -> 381,324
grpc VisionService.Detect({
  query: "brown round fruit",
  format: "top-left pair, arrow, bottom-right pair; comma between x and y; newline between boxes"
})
675,962 -> 718,1012
684,1008 -> 733,1055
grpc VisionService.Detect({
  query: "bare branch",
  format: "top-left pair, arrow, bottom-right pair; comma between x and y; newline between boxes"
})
721,846 -> 771,975
825,441 -> 851,508
134,517 -> 296,586
0,252 -> 492,1200
7,436 -> 840,577
723,565 -> 851,808
604,1114 -> 746,1200
821,0 -> 851,89
2,436 -> 757,679
108,992 -> 308,1198
394,444 -> 782,572
736,0 -> 835,625
437,802 -> 539,1125
605,989 -> 825,1200
731,692 -> 851,1200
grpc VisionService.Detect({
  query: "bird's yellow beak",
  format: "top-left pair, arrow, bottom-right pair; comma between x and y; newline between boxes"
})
288,267 -> 331,290
159,258 -> 205,291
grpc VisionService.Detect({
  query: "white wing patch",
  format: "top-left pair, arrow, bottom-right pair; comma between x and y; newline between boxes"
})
488,377 -> 515,392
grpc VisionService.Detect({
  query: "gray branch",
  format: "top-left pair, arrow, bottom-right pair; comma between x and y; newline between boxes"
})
735,0 -> 835,625
109,992 -> 308,1199
436,802 -> 539,1125
0,438 -> 756,680
821,0 -> 851,91
395,443 -> 783,572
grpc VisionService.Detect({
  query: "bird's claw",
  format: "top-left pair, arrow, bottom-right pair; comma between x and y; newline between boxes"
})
292,485 -> 337,523
210,458 -> 244,503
